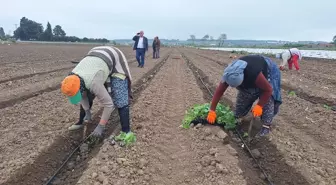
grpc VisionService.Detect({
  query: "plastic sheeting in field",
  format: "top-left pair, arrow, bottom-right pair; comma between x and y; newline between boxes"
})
202,47 -> 336,59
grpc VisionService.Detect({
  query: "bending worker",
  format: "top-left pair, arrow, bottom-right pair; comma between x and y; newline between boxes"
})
277,48 -> 302,71
207,55 -> 282,136
61,46 -> 135,144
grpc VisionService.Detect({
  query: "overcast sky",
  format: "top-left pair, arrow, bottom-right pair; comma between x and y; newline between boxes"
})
1,0 -> 335,41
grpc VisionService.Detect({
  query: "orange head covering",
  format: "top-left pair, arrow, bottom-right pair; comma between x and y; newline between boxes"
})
61,75 -> 80,97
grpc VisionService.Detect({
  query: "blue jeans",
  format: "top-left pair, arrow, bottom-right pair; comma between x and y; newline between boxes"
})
136,48 -> 146,66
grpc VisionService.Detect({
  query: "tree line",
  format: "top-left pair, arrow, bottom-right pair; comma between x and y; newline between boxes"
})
188,34 -> 227,47
0,27 -> 5,39
3,17 -> 109,43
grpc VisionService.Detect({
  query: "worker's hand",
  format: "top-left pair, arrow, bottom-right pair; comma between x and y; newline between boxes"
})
207,110 -> 216,124
279,66 -> 285,71
252,105 -> 263,117
92,124 -> 106,138
84,110 -> 92,122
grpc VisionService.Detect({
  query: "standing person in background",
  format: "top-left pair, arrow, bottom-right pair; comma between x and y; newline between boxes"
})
277,48 -> 302,72
133,33 -> 140,58
132,31 -> 148,68
152,37 -> 157,59
155,36 -> 161,58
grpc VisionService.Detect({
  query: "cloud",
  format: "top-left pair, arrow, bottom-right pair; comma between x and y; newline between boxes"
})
0,0 -> 335,41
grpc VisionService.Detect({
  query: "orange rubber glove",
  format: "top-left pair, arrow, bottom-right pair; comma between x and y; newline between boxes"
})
252,105 -> 263,117
207,110 -> 216,124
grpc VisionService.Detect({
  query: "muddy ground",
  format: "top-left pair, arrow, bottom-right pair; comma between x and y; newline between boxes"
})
0,44 -> 335,185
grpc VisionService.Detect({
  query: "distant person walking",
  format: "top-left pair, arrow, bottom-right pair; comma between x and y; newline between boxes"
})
133,32 -> 140,51
133,31 -> 148,68
277,48 -> 302,72
154,36 -> 161,58
152,37 -> 157,59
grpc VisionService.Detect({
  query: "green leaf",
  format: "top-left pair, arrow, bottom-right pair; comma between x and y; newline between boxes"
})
288,91 -> 296,97
323,104 -> 332,110
182,103 -> 237,130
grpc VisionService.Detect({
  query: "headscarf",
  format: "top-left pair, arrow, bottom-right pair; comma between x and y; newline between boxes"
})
222,59 -> 247,87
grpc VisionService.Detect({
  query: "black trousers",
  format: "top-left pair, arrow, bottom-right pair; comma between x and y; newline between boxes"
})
76,91 -> 130,133
76,91 -> 95,125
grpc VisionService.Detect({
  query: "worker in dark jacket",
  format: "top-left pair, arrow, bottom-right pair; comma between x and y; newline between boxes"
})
152,37 -> 157,59
207,55 -> 282,136
155,36 -> 161,58
132,31 -> 148,68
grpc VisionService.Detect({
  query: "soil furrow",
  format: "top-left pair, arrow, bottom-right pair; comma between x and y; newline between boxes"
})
0,49 -> 168,185
0,45 -> 135,81
0,44 -> 133,64
0,65 -> 75,84
196,49 -> 336,91
198,49 -> 336,77
0,57 -> 140,85
2,43 -> 335,185
281,84 -> 335,105
0,52 -> 134,65
71,50 -> 263,185
0,84 -> 61,109
191,50 -> 336,106
0,57 -> 148,110
181,50 -> 307,184
181,49 -> 336,185
52,52 -> 171,185
183,50 -> 336,150
194,48 -> 336,85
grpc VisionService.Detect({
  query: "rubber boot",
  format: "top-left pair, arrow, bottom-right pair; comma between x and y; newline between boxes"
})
68,93 -> 95,131
258,125 -> 271,137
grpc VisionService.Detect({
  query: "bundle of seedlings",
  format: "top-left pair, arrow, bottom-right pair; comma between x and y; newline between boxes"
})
182,103 -> 236,130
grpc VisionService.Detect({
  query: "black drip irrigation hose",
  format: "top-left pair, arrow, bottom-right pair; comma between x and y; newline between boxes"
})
43,54 -> 170,185
181,52 -> 274,185
43,134 -> 93,185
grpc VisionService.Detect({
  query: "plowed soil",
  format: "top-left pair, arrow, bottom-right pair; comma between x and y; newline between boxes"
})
179,48 -> 336,185
0,43 -> 164,185
1,44 -> 335,185
71,50 -> 263,185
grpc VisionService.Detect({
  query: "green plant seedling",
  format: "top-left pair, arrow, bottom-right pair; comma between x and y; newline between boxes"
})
323,104 -> 332,110
288,91 -> 296,97
182,103 -> 236,130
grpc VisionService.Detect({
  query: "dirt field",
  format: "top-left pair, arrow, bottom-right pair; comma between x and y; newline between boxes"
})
0,44 -> 335,185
